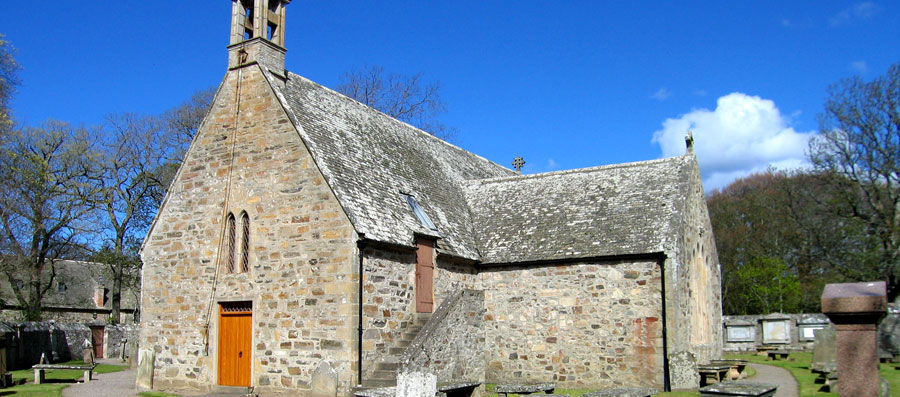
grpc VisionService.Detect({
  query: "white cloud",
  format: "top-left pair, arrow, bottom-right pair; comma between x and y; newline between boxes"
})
851,60 -> 868,73
830,2 -> 880,26
651,92 -> 817,190
546,158 -> 558,171
651,87 -> 672,101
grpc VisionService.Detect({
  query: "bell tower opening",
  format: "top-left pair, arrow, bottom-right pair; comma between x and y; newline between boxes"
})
228,0 -> 290,71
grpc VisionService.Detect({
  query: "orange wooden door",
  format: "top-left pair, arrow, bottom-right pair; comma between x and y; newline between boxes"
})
416,238 -> 434,312
90,327 -> 104,358
218,306 -> 252,386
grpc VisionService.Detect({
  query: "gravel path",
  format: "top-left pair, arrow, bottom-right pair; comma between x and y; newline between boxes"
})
742,363 -> 799,397
62,361 -> 140,397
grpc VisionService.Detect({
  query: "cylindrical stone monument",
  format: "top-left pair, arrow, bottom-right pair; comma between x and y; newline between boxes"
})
821,281 -> 887,397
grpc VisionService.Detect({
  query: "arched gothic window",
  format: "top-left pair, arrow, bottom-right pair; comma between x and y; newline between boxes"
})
240,211 -> 251,273
225,212 -> 236,273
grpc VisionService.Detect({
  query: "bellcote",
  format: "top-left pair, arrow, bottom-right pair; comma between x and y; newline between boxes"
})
227,0 -> 290,72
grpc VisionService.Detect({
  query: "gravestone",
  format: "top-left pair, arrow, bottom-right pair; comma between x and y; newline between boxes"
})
797,314 -> 830,342
396,371 -> 437,397
135,349 -> 155,390
310,361 -> 338,397
760,313 -> 791,345
810,327 -> 836,372
822,281 -> 886,397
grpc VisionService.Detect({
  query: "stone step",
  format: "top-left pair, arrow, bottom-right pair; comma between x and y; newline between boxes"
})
389,347 -> 405,355
361,378 -> 397,388
375,361 -> 399,371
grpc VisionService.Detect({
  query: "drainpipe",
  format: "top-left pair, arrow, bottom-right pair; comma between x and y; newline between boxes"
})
357,239 -> 367,386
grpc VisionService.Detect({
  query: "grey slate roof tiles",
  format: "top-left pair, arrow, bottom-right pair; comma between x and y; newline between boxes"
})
269,71 -> 513,260
265,67 -> 694,264
465,157 -> 690,264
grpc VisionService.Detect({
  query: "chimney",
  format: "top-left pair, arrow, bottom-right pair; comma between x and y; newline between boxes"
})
227,0 -> 291,72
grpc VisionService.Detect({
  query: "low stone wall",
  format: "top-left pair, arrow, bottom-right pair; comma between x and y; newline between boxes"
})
400,289 -> 485,383
0,321 -> 139,370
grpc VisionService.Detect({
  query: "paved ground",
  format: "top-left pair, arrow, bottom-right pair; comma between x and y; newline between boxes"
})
742,363 -> 799,397
61,359 -> 140,397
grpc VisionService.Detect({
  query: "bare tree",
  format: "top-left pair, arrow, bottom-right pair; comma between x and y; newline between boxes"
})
0,34 -> 20,136
93,113 -> 168,323
810,62 -> 900,299
161,87 -> 216,152
337,65 -> 454,140
0,121 -> 101,320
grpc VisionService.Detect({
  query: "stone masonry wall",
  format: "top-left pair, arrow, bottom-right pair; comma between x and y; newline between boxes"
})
481,260 -> 664,389
360,247 -> 480,381
401,289 -> 485,382
361,246 -> 416,380
666,156 -> 724,390
140,64 -> 358,395
0,322 -> 136,369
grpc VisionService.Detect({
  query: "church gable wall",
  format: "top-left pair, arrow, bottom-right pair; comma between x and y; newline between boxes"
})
665,159 -> 724,390
481,259 -> 664,389
140,65 -> 357,395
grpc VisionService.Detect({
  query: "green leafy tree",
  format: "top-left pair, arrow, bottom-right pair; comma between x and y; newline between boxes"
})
810,62 -> 900,299
708,170 -> 869,314
730,257 -> 800,315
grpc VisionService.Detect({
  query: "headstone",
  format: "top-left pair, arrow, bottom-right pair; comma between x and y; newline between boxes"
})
396,371 -> 437,397
309,361 -> 338,397
797,314 -> 830,342
822,281 -> 887,397
135,348 -> 155,391
724,318 -> 756,343
666,350 -> 698,390
810,327 -> 836,372
760,313 -> 790,344
82,338 -> 93,363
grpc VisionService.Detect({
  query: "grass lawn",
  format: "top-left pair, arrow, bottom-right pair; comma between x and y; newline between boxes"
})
726,351 -> 900,397
2,359 -> 128,397
483,383 -> 699,396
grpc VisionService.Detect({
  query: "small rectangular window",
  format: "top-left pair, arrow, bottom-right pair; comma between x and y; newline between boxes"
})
404,194 -> 438,232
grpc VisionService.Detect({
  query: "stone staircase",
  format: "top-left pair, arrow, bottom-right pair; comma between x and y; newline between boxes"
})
362,312 -> 432,388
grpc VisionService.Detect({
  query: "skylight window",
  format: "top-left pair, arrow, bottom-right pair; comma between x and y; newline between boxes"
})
405,194 -> 438,232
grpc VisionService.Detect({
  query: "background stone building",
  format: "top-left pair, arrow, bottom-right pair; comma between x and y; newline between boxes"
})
139,1 -> 723,395
0,259 -> 138,323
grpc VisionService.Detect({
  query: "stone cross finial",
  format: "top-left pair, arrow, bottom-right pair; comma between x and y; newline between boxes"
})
685,130 -> 695,154
512,156 -> 525,174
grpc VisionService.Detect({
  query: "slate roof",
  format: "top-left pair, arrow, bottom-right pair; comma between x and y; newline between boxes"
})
263,67 -> 695,264
464,157 -> 692,264
266,71 -> 515,260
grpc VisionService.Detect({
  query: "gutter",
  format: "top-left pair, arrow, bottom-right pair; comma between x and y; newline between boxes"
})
356,238 -> 367,386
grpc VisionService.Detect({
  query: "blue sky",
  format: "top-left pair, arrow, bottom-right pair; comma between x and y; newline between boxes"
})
2,2 -> 899,190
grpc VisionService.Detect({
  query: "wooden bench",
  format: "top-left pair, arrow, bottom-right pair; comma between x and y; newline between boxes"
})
494,382 -> 556,396
32,363 -> 96,384
766,350 -> 789,360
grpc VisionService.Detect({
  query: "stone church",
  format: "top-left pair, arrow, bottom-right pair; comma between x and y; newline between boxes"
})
139,1 -> 723,395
